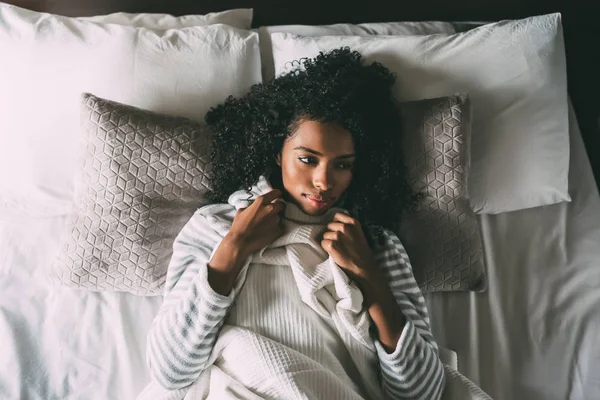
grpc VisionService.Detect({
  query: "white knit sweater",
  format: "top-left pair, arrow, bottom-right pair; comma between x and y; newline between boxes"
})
143,177 -> 445,400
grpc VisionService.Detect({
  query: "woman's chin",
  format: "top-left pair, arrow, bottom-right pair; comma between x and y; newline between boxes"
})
304,207 -> 328,216
300,203 -> 333,216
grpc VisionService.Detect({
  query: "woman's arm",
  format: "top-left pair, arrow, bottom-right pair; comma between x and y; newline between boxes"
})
146,190 -> 284,391
366,230 -> 445,400
145,209 -> 249,391
321,214 -> 445,399
359,273 -> 406,352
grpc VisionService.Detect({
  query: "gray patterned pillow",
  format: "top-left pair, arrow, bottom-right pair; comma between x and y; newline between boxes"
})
398,95 -> 486,292
50,93 -> 212,295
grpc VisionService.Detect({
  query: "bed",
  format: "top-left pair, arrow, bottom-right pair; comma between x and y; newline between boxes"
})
1,1 -> 599,399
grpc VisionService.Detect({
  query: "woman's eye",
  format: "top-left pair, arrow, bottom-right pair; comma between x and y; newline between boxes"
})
298,156 -> 317,165
337,162 -> 353,170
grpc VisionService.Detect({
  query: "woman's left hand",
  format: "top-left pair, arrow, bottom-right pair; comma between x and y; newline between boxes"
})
323,213 -> 406,350
321,212 -> 378,283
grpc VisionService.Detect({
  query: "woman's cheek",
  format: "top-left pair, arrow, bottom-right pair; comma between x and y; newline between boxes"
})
339,170 -> 353,191
282,159 -> 307,187
291,160 -> 309,177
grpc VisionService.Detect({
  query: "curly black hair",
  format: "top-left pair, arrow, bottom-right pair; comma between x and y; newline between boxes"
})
204,47 -> 414,233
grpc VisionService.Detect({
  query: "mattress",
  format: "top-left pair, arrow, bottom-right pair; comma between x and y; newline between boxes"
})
0,102 -> 599,399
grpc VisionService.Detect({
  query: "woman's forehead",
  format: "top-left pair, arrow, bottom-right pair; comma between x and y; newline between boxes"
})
286,120 -> 355,155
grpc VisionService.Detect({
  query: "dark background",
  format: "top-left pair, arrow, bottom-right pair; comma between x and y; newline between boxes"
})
5,0 -> 600,191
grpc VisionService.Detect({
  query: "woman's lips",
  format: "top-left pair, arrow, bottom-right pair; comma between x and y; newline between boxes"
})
303,194 -> 332,209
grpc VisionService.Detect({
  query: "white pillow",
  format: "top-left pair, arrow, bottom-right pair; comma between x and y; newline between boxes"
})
261,21 -> 455,36
0,4 -> 261,217
258,21 -> 455,81
80,8 -> 253,30
271,13 -> 570,214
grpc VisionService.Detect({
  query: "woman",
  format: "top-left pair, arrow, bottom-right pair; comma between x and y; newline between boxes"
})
144,48 -> 445,400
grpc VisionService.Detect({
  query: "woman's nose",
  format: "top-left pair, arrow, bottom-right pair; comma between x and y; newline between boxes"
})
313,165 -> 333,191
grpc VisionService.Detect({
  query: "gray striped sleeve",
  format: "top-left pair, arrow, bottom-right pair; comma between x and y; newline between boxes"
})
146,210 -> 236,391
372,229 -> 446,400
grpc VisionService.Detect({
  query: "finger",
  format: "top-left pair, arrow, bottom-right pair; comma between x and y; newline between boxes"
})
269,211 -> 283,224
258,189 -> 283,205
322,238 -> 347,252
327,222 -> 347,234
321,239 -> 336,254
332,212 -> 357,225
321,239 -> 347,261
264,209 -> 284,227
322,230 -> 342,242
268,200 -> 286,214
262,202 -> 284,217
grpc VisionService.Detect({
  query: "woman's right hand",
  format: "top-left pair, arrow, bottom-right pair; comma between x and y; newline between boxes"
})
208,189 -> 285,295
228,189 -> 286,255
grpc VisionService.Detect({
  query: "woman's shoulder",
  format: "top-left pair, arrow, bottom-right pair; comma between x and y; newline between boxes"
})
366,224 -> 410,256
365,224 -> 401,246
176,202 -> 237,240
195,202 -> 237,219
366,225 -> 413,276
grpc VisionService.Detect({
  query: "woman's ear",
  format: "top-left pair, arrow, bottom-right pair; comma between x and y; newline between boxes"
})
275,153 -> 282,166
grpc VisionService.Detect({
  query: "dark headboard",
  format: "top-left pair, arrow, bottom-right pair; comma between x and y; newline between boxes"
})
6,0 -> 598,25
5,0 -> 600,189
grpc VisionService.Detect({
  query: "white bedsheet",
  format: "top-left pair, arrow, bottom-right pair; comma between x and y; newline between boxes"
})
0,271 -> 161,399
0,103 -> 599,399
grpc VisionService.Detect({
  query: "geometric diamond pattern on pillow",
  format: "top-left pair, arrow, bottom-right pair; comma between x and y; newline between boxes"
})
397,95 -> 486,292
50,93 -> 212,295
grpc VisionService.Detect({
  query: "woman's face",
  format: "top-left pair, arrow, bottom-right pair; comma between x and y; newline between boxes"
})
277,120 -> 355,215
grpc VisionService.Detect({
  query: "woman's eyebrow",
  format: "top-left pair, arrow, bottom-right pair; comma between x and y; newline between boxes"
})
294,146 -> 356,159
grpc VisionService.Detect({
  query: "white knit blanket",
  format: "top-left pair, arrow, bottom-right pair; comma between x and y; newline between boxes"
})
138,353 -> 493,400
200,176 -> 383,399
